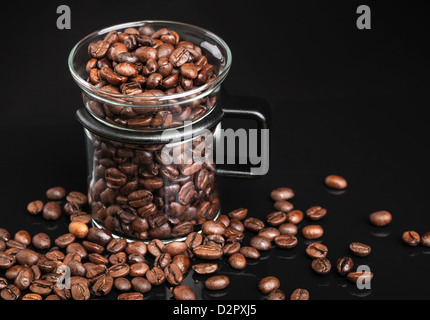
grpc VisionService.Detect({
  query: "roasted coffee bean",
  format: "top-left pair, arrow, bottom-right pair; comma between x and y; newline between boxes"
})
421,232 -> 430,247
70,212 -> 92,224
349,242 -> 372,257
163,241 -> 188,256
228,208 -> 248,221
5,265 -> 22,280
55,233 -> 76,249
131,277 -> 152,293
87,228 -> 113,246
336,257 -> 354,275
279,223 -> 298,236
68,260 -> 87,277
165,263 -> 183,286
0,278 -> 7,290
148,239 -> 165,257
170,48 -> 190,67
369,211 -> 392,227
250,236 -> 271,251
205,275 -> 230,291
22,293 -> 43,300
107,238 -> 127,254
129,262 -> 149,277
30,280 -> 53,296
127,253 -> 145,265
271,188 -> 295,202
325,175 -> 348,190
14,230 -> 32,246
66,191 -> 88,206
229,220 -> 245,232
92,275 -> 114,296
306,243 -> 328,259
32,233 -> 51,250
43,202 -> 62,221
108,263 -> 129,278
346,271 -> 374,283
402,231 -> 421,247
222,241 -> 241,256
88,253 -> 109,266
64,202 -> 81,216
146,266 -> 166,286
125,241 -> 147,256
267,289 -> 286,300
286,210 -> 304,224
274,201 -> 294,213
71,282 -> 91,300
259,227 -> 281,241
82,241 -> 105,254
306,206 -> 327,221
154,253 -> 171,269
192,263 -> 218,275
14,267 -> 34,290
311,258 -> 331,275
89,40 -> 110,59
46,186 -> 67,200
16,249 -> 39,267
290,289 -> 310,300
258,276 -> 280,294
0,228 -> 11,241
275,235 -> 298,249
202,221 -> 226,236
239,246 -> 260,259
267,211 -> 287,227
302,225 -> 324,240
193,245 -> 223,260
45,250 -> 64,262
1,285 -> 20,300
228,253 -> 246,270
114,277 -> 132,292
172,255 -> 190,274
27,201 -> 44,215
172,284 -> 196,300
244,217 -> 265,232
185,232 -> 203,249
118,292 -> 144,300
69,221 -> 88,239
6,240 -> 26,250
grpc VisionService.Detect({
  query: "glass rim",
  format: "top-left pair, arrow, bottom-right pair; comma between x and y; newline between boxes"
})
68,20 -> 232,107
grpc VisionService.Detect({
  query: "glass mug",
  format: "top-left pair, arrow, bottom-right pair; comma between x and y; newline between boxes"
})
69,20 -> 270,241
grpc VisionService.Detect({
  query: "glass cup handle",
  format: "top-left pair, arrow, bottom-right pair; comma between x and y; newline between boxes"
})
215,97 -> 271,178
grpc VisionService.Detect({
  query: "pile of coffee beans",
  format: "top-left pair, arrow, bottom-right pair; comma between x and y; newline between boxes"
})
88,133 -> 219,241
84,24 -> 218,130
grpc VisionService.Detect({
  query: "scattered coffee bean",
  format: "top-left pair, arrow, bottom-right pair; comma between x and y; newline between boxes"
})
311,258 -> 331,275
171,284 -> 196,300
369,211 -> 392,227
306,243 -> 328,259
46,187 -> 67,200
346,271 -> 374,284
258,276 -> 280,294
275,235 -> 298,249
32,233 -> 51,250
192,263 -> 218,275
421,232 -> 430,247
228,208 -> 248,221
205,275 -> 230,291
325,175 -> 347,190
278,223 -> 298,236
267,211 -> 287,227
27,201 -> 44,216
306,206 -> 327,221
43,202 -> 62,221
349,242 -> 371,257
14,231 -> 32,246
290,288 -> 310,300
302,225 -> 324,240
250,236 -> 271,251
285,210 -> 304,224
336,257 -> 354,275
267,289 -> 286,300
69,222 -> 89,239
228,253 -> 246,270
274,200 -> 294,213
271,188 -> 295,202
402,231 -> 421,247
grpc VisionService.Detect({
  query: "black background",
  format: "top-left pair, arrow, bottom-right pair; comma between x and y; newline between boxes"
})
1,0 -> 429,301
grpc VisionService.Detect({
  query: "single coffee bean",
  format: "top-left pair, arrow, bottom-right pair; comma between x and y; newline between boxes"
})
154,253 -> 171,269
279,223 -> 298,236
107,238 -> 127,254
216,215 -> 230,228
302,225 -> 324,240
27,201 -> 44,215
193,245 -> 223,260
71,282 -> 91,300
5,265 -> 22,280
32,233 -> 51,250
228,208 -> 248,221
43,202 -> 62,221
229,220 -> 245,232
369,211 -> 392,227
0,228 -> 11,241
114,277 -> 132,292
250,236 -> 271,251
131,277 -> 152,293
14,267 -> 34,290
125,241 -> 147,256
147,239 -> 165,257
22,293 -> 43,300
6,240 -> 25,250
336,257 -> 354,275
306,206 -> 327,221
0,285 -> 20,300
117,292 -> 144,300
349,242 -> 372,257
239,246 -> 260,259
228,253 -> 246,270
146,266 -> 166,286
267,212 -> 287,227
163,241 -> 188,256
46,186 -> 67,200
68,260 -> 86,277
286,210 -> 304,224
275,235 -> 298,249
325,175 -> 348,189
244,217 -> 265,232
129,263 -> 149,277
311,258 -> 331,275
271,188 -> 295,202
274,200 -> 294,213
92,275 -> 114,296
267,289 -> 286,300
421,232 -> 430,247
192,263 -> 218,275
0,253 -> 16,270
205,275 -> 230,291
402,231 -> 421,247
14,230 -> 32,246
87,228 -> 113,247
201,221 -> 226,236
258,276 -> 280,294
171,284 -> 196,300
222,241 -> 241,256
165,263 -> 184,286
171,255 -> 190,275
55,233 -> 76,249
0,277 -> 8,290
66,191 -> 88,206
45,294 -> 61,300
16,249 -> 40,267
108,263 -> 130,278
346,271 -> 374,283
306,243 -> 328,259
70,212 -> 92,224
290,288 -> 310,300
66,243 -> 88,260
30,280 -> 53,296
82,241 -> 105,254
258,228 -> 280,241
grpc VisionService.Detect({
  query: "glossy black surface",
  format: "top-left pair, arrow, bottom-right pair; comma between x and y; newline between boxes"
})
1,1 -> 429,300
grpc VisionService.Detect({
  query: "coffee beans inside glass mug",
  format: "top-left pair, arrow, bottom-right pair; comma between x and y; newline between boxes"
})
84,24 -> 218,130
